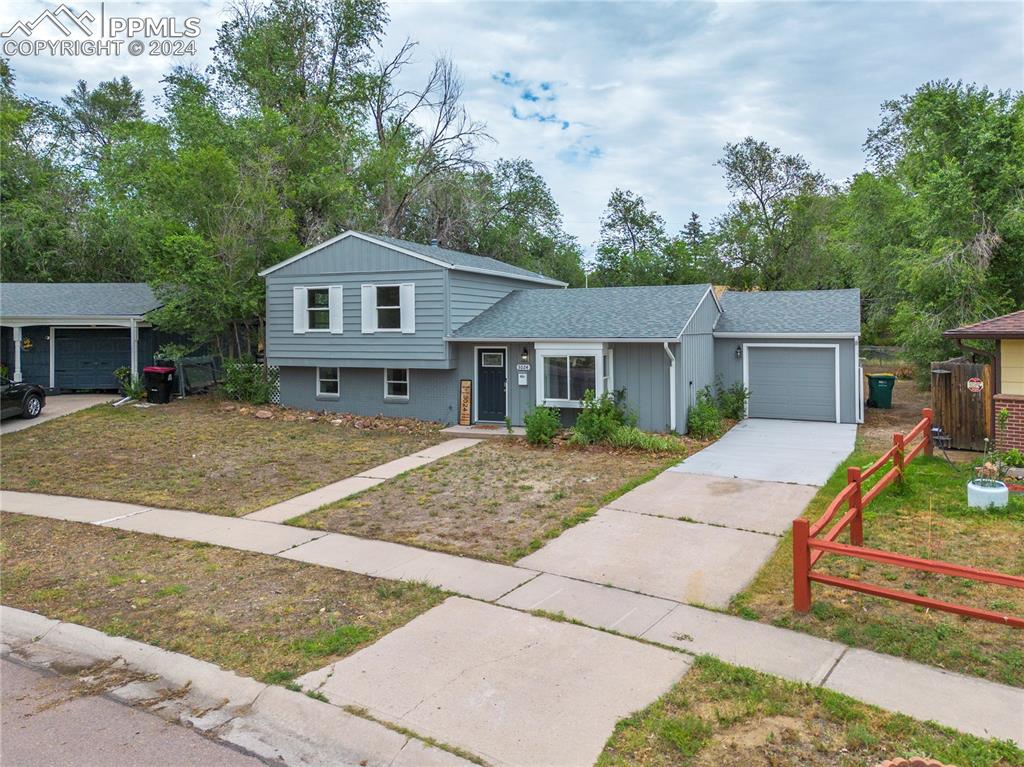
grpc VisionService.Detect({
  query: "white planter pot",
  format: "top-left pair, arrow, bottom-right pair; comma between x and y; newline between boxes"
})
967,479 -> 1009,509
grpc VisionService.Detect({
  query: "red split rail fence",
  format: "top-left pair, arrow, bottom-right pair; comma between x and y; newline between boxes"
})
793,407 -> 1024,628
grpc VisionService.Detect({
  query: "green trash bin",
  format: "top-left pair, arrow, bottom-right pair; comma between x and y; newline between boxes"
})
866,373 -> 896,409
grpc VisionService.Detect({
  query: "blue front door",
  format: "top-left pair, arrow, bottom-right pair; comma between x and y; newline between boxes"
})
477,348 -> 506,422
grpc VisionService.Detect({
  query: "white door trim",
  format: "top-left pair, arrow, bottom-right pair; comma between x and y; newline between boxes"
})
742,342 -> 841,424
473,345 -> 508,423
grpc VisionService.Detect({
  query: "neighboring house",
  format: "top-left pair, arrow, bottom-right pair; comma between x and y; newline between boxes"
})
263,231 -> 863,432
945,309 -> 1024,451
0,283 -> 164,391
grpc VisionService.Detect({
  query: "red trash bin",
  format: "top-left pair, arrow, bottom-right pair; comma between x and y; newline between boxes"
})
143,365 -> 175,404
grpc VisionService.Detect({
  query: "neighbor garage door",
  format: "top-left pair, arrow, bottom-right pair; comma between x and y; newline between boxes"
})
54,329 -> 131,390
746,345 -> 837,422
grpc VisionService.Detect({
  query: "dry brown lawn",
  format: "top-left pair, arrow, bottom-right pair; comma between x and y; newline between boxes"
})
0,397 -> 444,516
292,439 -> 681,563
0,513 -> 444,683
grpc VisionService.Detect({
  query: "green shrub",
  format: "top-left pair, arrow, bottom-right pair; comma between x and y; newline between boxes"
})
113,366 -> 145,400
1000,448 -> 1024,468
687,386 -> 722,439
714,376 -> 749,420
570,389 -> 631,445
222,356 -> 274,404
607,425 -> 684,453
524,406 -> 561,446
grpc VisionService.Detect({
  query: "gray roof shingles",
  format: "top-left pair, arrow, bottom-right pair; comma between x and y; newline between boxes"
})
450,285 -> 713,339
369,234 -> 565,285
715,289 -> 861,335
0,283 -> 162,318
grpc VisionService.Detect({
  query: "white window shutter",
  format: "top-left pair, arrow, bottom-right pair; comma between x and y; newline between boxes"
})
400,283 -> 416,334
293,287 -> 307,334
360,285 -> 375,334
329,285 -> 344,334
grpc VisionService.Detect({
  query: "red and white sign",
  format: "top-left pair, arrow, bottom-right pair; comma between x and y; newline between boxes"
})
967,377 -> 984,393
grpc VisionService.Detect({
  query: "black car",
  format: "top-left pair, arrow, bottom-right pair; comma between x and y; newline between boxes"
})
1,377 -> 46,420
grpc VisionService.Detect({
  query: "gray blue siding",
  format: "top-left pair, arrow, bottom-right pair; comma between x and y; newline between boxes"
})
278,365 -> 458,423
448,273 -> 556,333
714,337 -> 858,424
265,237 -> 450,368
677,291 -> 721,432
609,343 -> 673,432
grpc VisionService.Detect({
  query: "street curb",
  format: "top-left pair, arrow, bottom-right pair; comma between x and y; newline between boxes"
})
0,606 -> 473,767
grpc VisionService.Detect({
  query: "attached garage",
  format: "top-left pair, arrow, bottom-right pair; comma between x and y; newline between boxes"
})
0,283 -> 164,392
744,345 -> 839,422
713,289 -> 863,425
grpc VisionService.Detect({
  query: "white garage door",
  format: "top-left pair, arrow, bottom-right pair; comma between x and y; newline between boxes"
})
746,346 -> 837,422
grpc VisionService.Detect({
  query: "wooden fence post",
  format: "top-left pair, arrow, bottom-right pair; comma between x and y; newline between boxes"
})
793,518 -> 812,613
922,407 -> 934,456
847,466 -> 863,546
893,433 -> 905,481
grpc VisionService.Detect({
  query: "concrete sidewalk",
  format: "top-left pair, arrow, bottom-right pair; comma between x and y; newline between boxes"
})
0,490 -> 535,601
4,489 -> 1022,749
1,606 -> 471,767
243,438 -> 481,523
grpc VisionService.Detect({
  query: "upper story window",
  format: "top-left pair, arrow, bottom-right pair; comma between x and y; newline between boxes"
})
293,285 -> 342,334
376,286 -> 401,330
307,288 -> 330,330
361,283 -> 415,334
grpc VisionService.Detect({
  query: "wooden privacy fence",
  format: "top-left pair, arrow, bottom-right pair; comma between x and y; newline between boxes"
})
931,357 -> 992,451
793,407 -> 1024,628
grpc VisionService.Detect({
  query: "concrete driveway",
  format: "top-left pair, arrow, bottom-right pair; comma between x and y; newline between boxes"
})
669,418 -> 857,486
1,393 -> 116,435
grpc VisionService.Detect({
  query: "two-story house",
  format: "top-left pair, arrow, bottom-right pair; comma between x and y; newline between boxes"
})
261,231 -> 864,431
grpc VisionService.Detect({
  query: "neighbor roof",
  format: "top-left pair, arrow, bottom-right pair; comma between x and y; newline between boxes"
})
259,230 -> 566,286
449,284 -> 714,340
944,310 -> 1024,339
0,283 -> 162,319
714,289 -> 861,335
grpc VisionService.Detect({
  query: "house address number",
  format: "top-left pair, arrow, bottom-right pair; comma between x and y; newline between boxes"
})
516,363 -> 530,371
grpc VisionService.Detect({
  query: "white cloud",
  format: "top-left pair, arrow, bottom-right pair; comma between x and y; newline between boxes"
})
4,0 -> 1022,254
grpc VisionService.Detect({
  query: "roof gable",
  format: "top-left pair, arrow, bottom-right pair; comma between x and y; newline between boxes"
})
449,284 -> 714,340
259,231 -> 566,286
0,283 -> 162,318
715,289 -> 861,336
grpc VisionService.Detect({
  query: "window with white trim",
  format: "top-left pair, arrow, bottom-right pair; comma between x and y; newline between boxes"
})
307,288 -> 330,330
384,368 -> 409,400
535,343 -> 608,407
317,367 -> 339,397
376,286 -> 401,330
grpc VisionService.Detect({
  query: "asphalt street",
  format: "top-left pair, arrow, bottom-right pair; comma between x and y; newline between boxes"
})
0,657 -> 271,767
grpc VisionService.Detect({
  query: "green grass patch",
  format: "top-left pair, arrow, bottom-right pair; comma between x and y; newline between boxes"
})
598,655 -> 1024,766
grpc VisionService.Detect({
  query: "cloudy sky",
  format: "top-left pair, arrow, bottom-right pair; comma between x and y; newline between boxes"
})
3,0 -> 1022,251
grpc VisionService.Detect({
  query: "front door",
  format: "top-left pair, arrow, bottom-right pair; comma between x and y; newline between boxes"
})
477,348 -> 506,422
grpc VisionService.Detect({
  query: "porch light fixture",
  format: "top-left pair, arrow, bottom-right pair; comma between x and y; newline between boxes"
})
521,347 -> 529,363
735,345 -> 742,359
